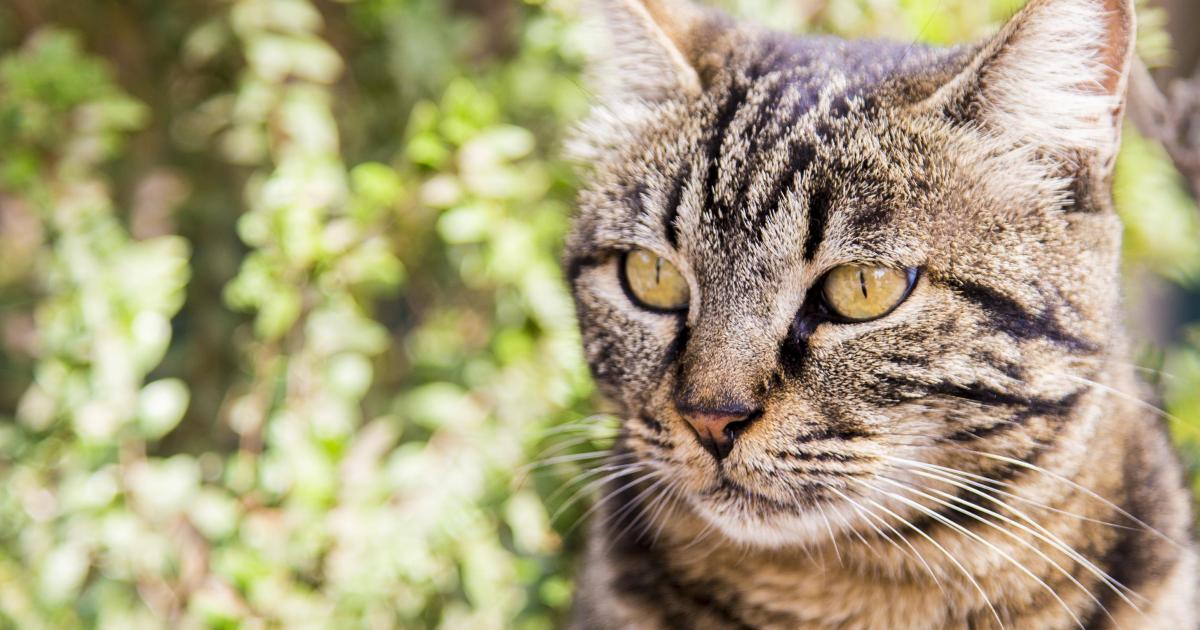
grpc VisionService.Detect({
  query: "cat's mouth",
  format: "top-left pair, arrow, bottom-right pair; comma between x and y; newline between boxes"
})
698,475 -> 828,511
672,455 -> 866,547
685,475 -> 865,547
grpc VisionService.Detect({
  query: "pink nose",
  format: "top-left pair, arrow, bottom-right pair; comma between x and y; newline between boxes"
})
680,406 -> 759,460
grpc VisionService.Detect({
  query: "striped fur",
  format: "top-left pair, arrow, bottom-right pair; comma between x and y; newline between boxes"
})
565,0 -> 1197,627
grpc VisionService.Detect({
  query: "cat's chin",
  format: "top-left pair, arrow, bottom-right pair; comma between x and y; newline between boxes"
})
689,493 -> 864,549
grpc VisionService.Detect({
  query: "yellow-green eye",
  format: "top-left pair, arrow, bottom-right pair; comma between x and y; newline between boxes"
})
623,249 -> 689,311
822,265 -> 915,321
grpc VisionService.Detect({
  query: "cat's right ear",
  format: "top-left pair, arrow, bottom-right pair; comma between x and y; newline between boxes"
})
917,0 -> 1135,168
570,0 -> 713,160
581,0 -> 707,107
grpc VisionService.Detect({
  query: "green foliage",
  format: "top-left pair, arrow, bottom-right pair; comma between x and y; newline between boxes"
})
0,1 -> 1197,628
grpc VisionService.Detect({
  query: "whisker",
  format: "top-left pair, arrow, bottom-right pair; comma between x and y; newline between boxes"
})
543,454 -> 640,508
870,477 -> 1084,629
650,479 -> 687,546
1065,356 -> 1177,382
900,465 -> 1145,612
1055,372 -> 1191,428
882,473 -> 1128,623
968,449 -> 1182,550
551,462 -> 648,525
854,486 -> 1006,630
533,432 -> 619,463
635,476 -> 676,544
883,455 -> 1137,531
678,511 -> 719,554
828,493 -> 874,551
530,416 -> 621,439
606,474 -> 674,547
825,484 -> 947,596
519,449 -> 613,475
566,468 -> 666,539
815,503 -> 844,566
515,449 -> 630,490
882,442 -> 1180,553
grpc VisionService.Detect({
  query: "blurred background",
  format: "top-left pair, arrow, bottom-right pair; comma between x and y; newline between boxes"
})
0,0 -> 1198,627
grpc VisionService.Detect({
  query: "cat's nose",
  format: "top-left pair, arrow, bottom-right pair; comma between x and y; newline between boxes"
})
678,403 -> 761,460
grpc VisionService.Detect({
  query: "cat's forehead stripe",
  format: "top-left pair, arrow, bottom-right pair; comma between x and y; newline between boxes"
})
652,42 -> 921,266
662,161 -> 689,248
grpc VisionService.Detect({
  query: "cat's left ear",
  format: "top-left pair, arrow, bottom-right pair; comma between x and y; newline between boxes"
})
570,0 -> 719,160
924,0 -> 1135,172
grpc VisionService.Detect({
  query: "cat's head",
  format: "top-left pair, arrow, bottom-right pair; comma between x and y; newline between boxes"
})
565,0 -> 1135,546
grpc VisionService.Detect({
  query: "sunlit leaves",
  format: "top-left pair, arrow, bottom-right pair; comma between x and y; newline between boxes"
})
1115,126 -> 1200,283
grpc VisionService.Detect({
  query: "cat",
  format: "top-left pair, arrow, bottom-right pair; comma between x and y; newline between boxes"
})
562,0 -> 1199,627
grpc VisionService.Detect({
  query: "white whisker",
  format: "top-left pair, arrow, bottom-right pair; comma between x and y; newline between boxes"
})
825,484 -> 948,597
871,477 -> 1084,629
544,455 -> 641,508
885,456 -> 1145,610
855,485 -> 1006,630
968,449 -> 1182,550
815,502 -> 843,566
606,474 -> 674,546
554,458 -> 652,528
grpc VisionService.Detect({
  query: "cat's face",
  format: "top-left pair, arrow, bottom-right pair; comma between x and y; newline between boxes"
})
567,0 -> 1134,546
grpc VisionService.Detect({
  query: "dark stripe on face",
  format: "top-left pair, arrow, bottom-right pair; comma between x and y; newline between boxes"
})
779,297 -> 827,378
844,202 -> 893,234
794,423 -> 870,444
944,388 -> 1084,442
871,373 -> 1085,429
881,376 -> 1081,412
778,334 -> 807,377
971,350 -> 1024,381
662,161 -> 691,248
637,414 -> 665,433
564,252 -> 604,285
659,324 -> 690,377
636,434 -> 673,451
1065,171 -> 1100,214
754,140 -> 816,233
879,352 -> 932,370
773,449 -> 857,463
802,187 -> 831,261
702,83 -> 749,224
951,280 -> 1097,353
623,181 -> 647,214
923,380 -> 1042,409
727,76 -> 791,220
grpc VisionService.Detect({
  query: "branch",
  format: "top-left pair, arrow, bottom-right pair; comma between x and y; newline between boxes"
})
1126,58 -> 1200,200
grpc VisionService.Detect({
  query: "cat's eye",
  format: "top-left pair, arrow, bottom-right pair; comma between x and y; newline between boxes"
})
821,265 -> 916,322
622,249 -> 689,311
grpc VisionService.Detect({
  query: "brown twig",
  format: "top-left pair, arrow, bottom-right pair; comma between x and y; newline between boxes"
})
1126,58 -> 1200,200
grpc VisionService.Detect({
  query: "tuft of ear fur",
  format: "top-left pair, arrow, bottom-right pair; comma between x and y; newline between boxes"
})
570,0 -> 715,163
581,0 -> 706,105
927,0 -> 1135,163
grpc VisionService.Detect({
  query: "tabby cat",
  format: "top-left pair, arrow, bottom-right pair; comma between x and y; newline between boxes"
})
563,0 -> 1199,627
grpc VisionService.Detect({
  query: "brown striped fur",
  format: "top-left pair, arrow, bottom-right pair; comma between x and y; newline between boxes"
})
564,0 -> 1198,627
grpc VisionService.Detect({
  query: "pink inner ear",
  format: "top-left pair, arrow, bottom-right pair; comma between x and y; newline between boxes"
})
1096,0 -> 1134,96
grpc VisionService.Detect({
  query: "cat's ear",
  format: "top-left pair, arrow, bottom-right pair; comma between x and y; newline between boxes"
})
926,0 -> 1135,165
581,0 -> 709,106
